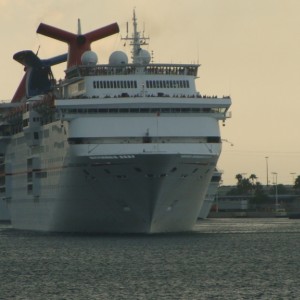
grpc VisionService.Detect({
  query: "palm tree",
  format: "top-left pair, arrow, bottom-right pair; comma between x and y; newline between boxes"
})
249,174 -> 257,185
294,175 -> 300,192
235,173 -> 243,183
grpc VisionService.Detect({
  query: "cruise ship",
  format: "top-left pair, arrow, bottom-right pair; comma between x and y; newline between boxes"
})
198,169 -> 222,219
0,11 -> 231,232
0,195 -> 10,222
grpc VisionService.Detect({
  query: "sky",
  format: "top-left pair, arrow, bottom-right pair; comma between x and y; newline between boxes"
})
1,0 -> 300,185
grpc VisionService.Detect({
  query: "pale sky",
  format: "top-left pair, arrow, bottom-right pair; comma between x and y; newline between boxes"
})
1,0 -> 300,185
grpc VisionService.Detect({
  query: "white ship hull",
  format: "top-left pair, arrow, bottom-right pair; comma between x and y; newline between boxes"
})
10,153 -> 215,233
6,113 -> 221,233
0,198 -> 10,221
198,171 -> 221,219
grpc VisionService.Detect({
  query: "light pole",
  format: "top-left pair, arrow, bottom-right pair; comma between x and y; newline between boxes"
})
290,172 -> 296,185
265,156 -> 269,187
272,172 -> 278,213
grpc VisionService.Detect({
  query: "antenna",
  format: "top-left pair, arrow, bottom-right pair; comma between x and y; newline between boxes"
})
197,41 -> 199,64
121,9 -> 150,64
222,139 -> 234,146
77,19 -> 82,35
36,45 -> 40,56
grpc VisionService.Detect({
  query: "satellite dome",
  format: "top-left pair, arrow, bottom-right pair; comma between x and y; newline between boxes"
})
109,51 -> 128,65
81,51 -> 98,66
136,49 -> 151,65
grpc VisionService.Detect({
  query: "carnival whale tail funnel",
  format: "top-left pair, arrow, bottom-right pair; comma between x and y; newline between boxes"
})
36,21 -> 120,69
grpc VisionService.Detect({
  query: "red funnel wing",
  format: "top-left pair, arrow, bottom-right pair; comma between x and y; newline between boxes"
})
36,22 -> 119,68
36,23 -> 75,43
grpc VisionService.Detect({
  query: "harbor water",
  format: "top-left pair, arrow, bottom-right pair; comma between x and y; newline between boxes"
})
1,218 -> 300,299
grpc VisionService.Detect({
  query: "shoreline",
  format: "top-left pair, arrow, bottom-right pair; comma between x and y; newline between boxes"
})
207,211 -> 289,218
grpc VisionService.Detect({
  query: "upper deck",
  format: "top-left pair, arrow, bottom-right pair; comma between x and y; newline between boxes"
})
65,63 -> 199,79
58,63 -> 200,99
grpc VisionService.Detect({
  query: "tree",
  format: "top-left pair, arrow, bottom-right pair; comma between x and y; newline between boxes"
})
249,174 -> 257,185
234,174 -> 254,195
238,178 -> 253,194
269,184 -> 287,195
252,182 -> 269,203
235,174 -> 243,183
228,173 -> 264,196
294,175 -> 300,190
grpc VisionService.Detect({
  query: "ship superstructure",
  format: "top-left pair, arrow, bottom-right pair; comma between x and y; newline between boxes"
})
0,11 -> 231,232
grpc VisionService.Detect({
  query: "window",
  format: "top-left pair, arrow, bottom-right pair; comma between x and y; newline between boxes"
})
36,172 -> 47,179
207,136 -> 221,143
27,184 -> 33,194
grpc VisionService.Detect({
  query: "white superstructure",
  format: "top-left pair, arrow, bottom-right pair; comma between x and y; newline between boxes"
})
0,11 -> 231,233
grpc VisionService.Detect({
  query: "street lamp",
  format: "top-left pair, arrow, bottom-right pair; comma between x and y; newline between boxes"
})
272,172 -> 278,213
290,172 -> 296,185
265,156 -> 269,187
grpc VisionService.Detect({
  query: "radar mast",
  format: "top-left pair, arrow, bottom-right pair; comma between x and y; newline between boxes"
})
122,9 -> 150,64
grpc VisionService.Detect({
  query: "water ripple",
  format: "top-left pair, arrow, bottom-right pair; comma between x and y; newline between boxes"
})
0,219 -> 300,299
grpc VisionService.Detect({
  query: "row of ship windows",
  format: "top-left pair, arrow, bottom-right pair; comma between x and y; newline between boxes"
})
68,136 -> 221,144
92,80 -> 190,89
61,107 -> 225,114
24,165 -> 202,180
9,125 -> 63,146
25,171 -> 199,180
93,80 -> 137,89
146,80 -> 190,89
0,171 -> 202,194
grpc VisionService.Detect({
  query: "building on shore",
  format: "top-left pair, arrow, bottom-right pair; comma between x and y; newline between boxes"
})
208,185 -> 300,218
